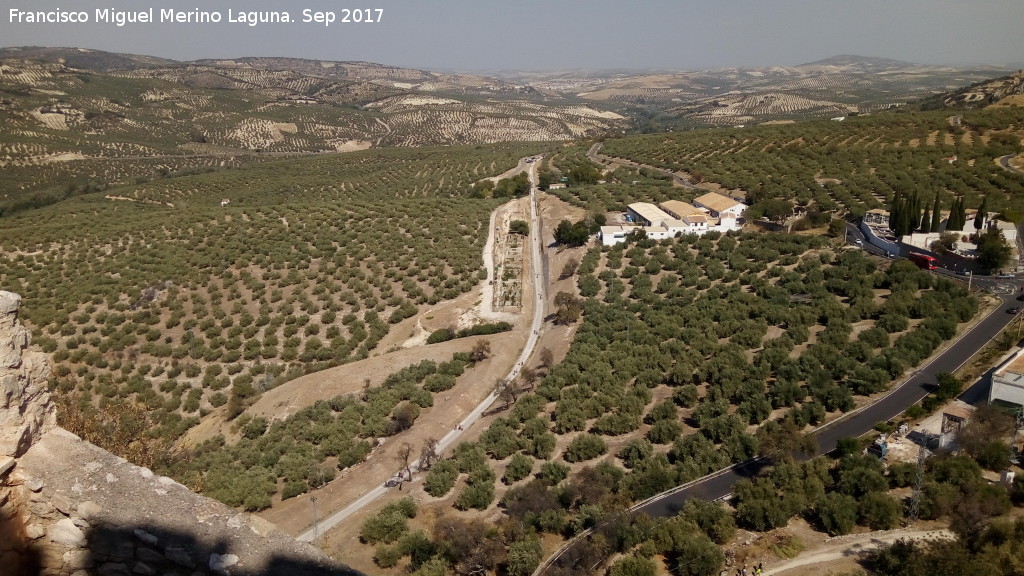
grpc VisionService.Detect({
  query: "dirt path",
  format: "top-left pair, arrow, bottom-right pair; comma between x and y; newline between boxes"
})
763,529 -> 953,576
296,159 -> 546,542
486,156 -> 533,183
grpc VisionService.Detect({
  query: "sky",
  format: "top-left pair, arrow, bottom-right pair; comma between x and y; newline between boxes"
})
2,0 -> 1022,71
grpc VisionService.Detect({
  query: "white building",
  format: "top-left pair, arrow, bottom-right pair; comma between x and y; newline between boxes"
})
694,192 -> 746,219
601,198 -> 746,246
660,200 -> 703,220
600,225 -> 641,246
990,347 -> 1024,408
626,202 -> 673,227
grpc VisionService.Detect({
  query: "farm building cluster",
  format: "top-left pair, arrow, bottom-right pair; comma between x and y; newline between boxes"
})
600,192 -> 747,246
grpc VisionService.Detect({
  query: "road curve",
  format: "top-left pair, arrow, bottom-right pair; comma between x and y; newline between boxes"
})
537,288 -> 1017,574
297,159 -> 546,542
636,289 -> 1016,517
998,154 -> 1024,176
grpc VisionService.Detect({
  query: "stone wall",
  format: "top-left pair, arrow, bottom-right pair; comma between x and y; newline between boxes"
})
0,291 -> 361,576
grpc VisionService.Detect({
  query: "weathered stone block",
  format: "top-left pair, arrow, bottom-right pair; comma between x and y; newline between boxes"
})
0,456 -> 14,478
39,543 -> 67,569
25,522 -> 45,539
52,493 -> 74,515
24,475 -> 46,493
210,552 -> 239,575
29,500 -> 57,519
63,548 -> 95,570
71,515 -> 90,529
49,517 -> 87,547
132,562 -> 157,575
165,546 -> 196,569
77,500 -> 102,520
133,528 -> 158,546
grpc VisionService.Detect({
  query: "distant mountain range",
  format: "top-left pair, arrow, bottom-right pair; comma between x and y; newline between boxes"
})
0,46 -> 1014,160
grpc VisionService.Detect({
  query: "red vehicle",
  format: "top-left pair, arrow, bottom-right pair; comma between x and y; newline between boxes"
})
908,253 -> 937,270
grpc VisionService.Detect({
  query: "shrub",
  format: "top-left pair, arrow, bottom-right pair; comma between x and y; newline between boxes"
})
282,481 -> 306,500
455,475 -> 495,510
564,433 -> 607,462
816,492 -> 858,535
503,453 -> 534,484
424,460 -> 459,497
373,544 -> 402,568
857,492 -> 902,530
538,461 -> 570,484
360,509 -> 409,544
609,555 -> 657,576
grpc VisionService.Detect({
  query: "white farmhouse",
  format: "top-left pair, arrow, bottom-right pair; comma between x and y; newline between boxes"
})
601,198 -> 747,246
991,348 -> 1024,408
694,192 -> 746,219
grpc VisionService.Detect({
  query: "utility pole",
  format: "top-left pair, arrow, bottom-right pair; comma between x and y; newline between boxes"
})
310,496 -> 319,539
908,442 -> 930,524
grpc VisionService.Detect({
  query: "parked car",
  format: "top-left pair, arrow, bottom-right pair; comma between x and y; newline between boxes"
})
1007,307 -> 1021,314
998,273 -> 1015,279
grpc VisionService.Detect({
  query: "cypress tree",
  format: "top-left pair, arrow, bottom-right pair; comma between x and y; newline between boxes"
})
948,196 -> 962,231
888,193 -> 899,231
911,191 -> 922,232
974,195 -> 988,231
902,195 -> 915,237
930,190 -> 942,232
921,204 -> 931,232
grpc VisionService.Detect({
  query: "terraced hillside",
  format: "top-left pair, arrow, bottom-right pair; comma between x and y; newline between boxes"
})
0,142 -> 541,467
598,105 -> 1024,218
503,56 -> 1010,128
0,48 -> 625,209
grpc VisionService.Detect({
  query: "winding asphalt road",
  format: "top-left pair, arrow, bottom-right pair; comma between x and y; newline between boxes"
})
538,266 -> 1022,574
998,154 -> 1024,176
636,286 -> 1018,517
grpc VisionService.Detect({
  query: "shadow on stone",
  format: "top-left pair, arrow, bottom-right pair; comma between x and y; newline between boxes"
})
0,511 -> 43,576
77,522 -> 365,576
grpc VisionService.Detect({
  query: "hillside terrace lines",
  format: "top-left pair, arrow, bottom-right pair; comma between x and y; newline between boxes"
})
0,145 -> 538,465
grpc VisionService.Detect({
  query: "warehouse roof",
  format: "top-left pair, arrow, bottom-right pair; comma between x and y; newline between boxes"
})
659,200 -> 702,219
694,192 -> 744,214
627,202 -> 673,225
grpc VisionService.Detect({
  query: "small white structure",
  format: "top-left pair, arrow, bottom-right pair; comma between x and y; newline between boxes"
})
220,198 -> 230,207
600,225 -> 641,246
991,347 -> 1024,408
548,183 -> 567,190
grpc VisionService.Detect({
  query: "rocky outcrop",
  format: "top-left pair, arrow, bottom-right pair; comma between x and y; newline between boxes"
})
0,292 -> 360,576
0,291 -> 55,464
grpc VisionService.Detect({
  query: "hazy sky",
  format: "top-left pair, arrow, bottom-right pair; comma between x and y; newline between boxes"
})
3,0 -> 1022,70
